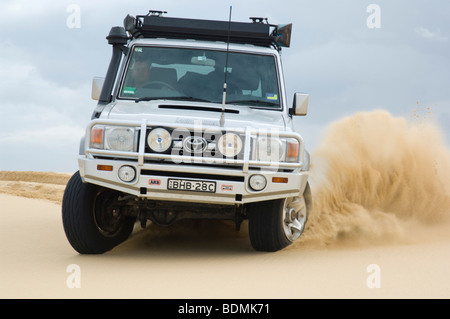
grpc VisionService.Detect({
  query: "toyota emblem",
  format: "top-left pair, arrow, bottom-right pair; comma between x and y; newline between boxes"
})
183,136 -> 207,153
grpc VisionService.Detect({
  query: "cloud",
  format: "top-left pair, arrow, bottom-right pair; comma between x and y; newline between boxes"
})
0,50 -> 94,128
414,27 -> 448,42
0,42 -> 94,172
0,125 -> 84,146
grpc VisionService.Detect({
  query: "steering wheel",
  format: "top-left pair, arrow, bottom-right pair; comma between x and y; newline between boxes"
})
143,81 -> 177,91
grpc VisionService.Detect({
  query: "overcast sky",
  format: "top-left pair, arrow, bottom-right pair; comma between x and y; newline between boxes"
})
0,0 -> 449,172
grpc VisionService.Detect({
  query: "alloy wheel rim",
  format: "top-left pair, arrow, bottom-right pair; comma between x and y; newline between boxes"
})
282,196 -> 307,242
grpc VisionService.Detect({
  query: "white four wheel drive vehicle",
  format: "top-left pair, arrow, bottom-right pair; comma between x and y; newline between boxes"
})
62,11 -> 312,254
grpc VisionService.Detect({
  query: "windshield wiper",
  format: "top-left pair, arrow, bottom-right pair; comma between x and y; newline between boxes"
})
135,96 -> 210,103
226,99 -> 279,107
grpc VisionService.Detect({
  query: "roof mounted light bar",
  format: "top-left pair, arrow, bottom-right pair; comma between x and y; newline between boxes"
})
123,12 -> 292,50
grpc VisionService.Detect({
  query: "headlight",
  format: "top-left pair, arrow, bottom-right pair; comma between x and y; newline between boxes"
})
256,137 -> 284,162
148,128 -> 172,152
218,133 -> 243,157
90,125 -> 136,152
105,127 -> 135,152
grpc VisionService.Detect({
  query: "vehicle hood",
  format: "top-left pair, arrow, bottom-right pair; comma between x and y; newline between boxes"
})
105,100 -> 287,130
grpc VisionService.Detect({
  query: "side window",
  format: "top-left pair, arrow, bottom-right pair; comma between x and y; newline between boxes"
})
226,53 -> 279,105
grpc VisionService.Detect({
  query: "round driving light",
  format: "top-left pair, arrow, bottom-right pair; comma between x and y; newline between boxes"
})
106,127 -> 135,151
148,128 -> 171,152
249,174 -> 267,191
118,165 -> 136,182
218,133 -> 242,157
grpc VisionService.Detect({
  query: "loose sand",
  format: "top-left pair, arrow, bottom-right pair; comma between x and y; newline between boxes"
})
1,110 -> 450,299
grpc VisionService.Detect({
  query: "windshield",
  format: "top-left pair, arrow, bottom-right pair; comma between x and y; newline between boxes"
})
118,46 -> 281,108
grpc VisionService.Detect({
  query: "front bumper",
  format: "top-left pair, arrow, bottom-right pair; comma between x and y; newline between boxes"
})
79,157 -> 309,205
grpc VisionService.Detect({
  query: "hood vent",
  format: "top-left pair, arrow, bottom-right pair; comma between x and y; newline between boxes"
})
159,104 -> 239,114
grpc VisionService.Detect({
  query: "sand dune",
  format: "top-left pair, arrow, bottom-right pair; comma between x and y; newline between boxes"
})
0,171 -> 71,204
1,110 -> 450,299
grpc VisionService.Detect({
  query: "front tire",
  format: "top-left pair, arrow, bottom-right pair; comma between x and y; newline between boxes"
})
248,182 -> 311,252
62,171 -> 135,254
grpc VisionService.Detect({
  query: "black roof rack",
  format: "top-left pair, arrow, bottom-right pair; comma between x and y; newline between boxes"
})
123,13 -> 292,50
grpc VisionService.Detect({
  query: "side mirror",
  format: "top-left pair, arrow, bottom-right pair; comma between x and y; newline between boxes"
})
289,93 -> 309,116
91,77 -> 105,100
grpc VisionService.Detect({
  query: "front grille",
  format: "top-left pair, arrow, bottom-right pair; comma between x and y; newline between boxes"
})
143,127 -> 245,163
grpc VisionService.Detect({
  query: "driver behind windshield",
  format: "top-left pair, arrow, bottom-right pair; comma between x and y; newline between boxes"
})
131,56 -> 151,89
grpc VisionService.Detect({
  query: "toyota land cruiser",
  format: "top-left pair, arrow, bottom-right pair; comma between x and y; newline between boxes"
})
62,10 -> 312,254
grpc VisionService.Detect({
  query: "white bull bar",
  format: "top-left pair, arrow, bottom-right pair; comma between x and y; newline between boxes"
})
83,118 -> 306,172
79,119 -> 309,205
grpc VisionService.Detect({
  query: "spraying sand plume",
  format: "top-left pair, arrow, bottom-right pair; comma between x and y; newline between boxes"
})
300,110 -> 450,247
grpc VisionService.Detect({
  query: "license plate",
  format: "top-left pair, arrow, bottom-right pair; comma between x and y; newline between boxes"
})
167,178 -> 216,193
